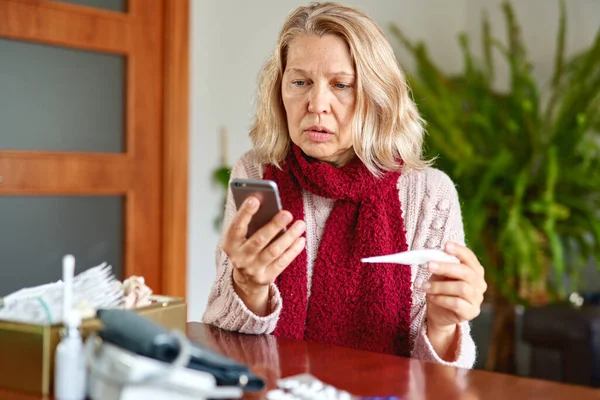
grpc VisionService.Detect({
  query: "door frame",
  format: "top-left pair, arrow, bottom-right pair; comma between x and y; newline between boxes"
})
162,0 -> 190,299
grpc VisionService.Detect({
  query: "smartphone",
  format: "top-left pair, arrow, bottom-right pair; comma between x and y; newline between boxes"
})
230,178 -> 285,239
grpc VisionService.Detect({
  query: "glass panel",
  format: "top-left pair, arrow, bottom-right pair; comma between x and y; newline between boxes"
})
0,196 -> 124,297
0,39 -> 125,153
50,0 -> 126,12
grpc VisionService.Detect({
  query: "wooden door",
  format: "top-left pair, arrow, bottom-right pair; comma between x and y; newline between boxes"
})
0,0 -> 188,298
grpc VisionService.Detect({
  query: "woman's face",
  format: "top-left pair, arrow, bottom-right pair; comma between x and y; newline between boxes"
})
282,34 -> 356,166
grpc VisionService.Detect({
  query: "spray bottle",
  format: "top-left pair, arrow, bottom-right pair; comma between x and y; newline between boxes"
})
54,255 -> 87,400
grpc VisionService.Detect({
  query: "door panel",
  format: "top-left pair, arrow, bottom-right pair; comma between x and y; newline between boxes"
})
0,0 -> 167,296
0,153 -> 132,194
0,38 -> 125,153
0,0 -> 131,54
50,0 -> 127,12
0,195 -> 124,295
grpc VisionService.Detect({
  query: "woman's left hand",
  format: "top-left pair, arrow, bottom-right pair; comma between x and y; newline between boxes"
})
422,241 -> 487,332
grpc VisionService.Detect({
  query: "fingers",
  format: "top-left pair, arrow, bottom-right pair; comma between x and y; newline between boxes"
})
428,261 -> 477,283
223,193 -> 306,291
235,235 -> 306,287
427,294 -> 481,321
257,220 -> 306,265
270,236 -> 306,273
428,261 -> 488,293
223,197 -> 259,265
242,210 -> 293,254
426,260 -> 488,303
444,242 -> 484,277
423,280 -> 484,305
224,197 -> 260,247
425,244 -> 488,327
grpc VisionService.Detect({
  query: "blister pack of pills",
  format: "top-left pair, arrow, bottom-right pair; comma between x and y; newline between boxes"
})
267,374 -> 354,400
267,374 -> 403,400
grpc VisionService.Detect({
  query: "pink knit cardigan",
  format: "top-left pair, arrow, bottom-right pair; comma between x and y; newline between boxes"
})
203,150 -> 477,369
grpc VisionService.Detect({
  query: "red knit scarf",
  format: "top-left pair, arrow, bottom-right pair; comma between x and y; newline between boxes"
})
263,145 -> 412,356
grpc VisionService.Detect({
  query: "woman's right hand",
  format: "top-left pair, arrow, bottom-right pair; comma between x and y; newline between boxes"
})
222,196 -> 306,316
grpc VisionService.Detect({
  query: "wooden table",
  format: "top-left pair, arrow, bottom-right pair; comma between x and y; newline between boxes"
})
188,322 -> 600,400
1,322 -> 599,399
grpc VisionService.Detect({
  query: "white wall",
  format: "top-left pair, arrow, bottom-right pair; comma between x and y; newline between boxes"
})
465,0 -> 600,92
187,0 -> 600,320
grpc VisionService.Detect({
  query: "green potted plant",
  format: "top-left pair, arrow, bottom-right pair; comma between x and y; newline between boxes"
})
213,126 -> 232,231
213,164 -> 231,230
390,0 -> 600,372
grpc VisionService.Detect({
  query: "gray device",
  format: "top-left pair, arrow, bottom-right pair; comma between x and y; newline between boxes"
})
230,178 -> 285,239
95,308 -> 265,391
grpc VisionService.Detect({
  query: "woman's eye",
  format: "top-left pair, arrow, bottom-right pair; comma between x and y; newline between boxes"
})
292,81 -> 306,87
334,83 -> 350,89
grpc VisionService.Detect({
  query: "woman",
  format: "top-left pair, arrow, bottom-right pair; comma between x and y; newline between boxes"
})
203,2 -> 487,369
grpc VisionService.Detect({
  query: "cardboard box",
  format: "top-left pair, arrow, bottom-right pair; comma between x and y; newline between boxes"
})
0,296 -> 186,397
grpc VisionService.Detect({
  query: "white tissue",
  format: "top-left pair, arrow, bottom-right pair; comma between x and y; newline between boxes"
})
0,263 -> 122,325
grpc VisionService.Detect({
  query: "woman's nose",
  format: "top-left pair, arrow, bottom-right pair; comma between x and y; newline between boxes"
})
308,86 -> 331,114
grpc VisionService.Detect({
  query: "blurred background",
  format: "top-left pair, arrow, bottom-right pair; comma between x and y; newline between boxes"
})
1,0 -> 599,388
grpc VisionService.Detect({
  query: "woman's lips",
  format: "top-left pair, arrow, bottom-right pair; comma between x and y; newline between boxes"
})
304,126 -> 334,142
305,130 -> 334,142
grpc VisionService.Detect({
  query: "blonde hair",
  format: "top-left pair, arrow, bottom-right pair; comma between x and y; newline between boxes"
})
249,2 -> 430,175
